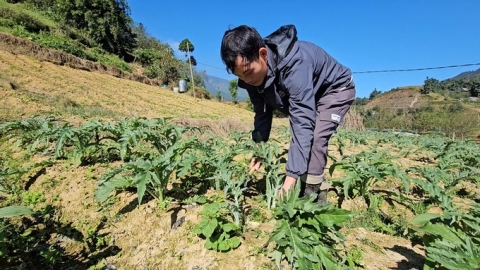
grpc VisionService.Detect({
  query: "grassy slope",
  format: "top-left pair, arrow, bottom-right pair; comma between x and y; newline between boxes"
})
0,50 -> 285,126
363,86 -> 480,138
365,85 -> 479,111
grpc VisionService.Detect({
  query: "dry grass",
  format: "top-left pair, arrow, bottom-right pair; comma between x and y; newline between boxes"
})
0,32 -> 164,86
0,50 -> 284,127
342,106 -> 365,131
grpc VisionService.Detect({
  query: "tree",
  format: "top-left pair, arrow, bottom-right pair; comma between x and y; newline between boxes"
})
422,77 -> 440,94
178,39 -> 194,55
369,88 -> 382,100
229,78 -> 239,103
468,78 -> 480,97
132,23 -> 173,52
178,38 -> 196,97
353,97 -> 369,106
55,0 -> 137,57
216,91 -> 223,102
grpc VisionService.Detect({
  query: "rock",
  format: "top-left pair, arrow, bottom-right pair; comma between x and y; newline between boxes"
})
172,216 -> 186,229
105,263 -> 117,270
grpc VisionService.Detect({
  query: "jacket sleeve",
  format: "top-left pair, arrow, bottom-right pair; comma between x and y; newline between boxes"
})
238,79 -> 273,142
282,60 -> 316,179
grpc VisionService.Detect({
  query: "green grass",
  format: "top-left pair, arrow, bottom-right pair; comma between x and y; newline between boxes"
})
0,0 -> 56,28
0,0 -> 132,73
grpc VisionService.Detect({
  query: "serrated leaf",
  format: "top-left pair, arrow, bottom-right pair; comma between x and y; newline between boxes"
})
316,209 -> 353,227
268,219 -> 288,243
95,176 -> 131,202
417,223 -> 463,244
267,250 -> 283,269
134,171 -> 151,205
315,244 -> 339,270
284,246 -> 293,264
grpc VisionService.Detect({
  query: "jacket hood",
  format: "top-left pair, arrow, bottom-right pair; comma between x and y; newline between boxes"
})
262,25 -> 299,88
264,25 -> 298,70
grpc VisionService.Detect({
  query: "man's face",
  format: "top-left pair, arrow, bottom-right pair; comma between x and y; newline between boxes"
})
232,48 -> 268,87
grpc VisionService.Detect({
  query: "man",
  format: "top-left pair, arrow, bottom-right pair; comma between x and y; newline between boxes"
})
220,25 -> 355,205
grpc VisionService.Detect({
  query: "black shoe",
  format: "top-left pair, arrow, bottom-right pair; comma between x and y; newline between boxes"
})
317,189 -> 328,206
300,182 -> 327,205
300,181 -> 319,197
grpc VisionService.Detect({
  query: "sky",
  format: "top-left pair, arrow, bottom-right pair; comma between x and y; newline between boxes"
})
127,1 -> 480,98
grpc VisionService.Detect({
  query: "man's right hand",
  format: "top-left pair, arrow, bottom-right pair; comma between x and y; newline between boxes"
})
249,157 -> 262,174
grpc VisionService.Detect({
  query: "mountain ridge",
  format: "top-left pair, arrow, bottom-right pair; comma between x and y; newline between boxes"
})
204,75 -> 249,102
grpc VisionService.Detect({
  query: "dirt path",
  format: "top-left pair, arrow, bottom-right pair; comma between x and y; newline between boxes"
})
409,95 -> 419,108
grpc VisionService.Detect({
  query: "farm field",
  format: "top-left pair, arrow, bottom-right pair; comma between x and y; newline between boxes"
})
1,50 -> 480,270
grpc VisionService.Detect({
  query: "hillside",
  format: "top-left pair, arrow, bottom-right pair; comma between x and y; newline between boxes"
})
0,50 -> 277,128
450,67 -> 480,80
204,75 -> 249,102
364,86 -> 425,111
360,85 -> 480,138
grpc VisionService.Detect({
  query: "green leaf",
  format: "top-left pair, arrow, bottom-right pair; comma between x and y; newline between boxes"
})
94,176 -> 131,202
201,218 -> 218,238
412,213 -> 442,226
418,223 -> 463,245
222,222 -> 237,233
268,219 -> 288,243
268,250 -> 284,269
204,238 -> 214,250
315,244 -> 340,270
228,237 -> 240,249
134,171 -> 151,205
218,240 -> 230,251
199,203 -> 223,218
316,209 -> 353,227
0,206 -> 33,218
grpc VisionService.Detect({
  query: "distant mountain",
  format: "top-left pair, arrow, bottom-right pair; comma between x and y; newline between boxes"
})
204,75 -> 249,102
449,67 -> 480,80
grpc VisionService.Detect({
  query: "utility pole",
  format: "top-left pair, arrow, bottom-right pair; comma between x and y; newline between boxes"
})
187,42 -> 195,99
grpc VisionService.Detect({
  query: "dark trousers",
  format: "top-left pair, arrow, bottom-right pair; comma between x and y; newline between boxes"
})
306,82 -> 356,178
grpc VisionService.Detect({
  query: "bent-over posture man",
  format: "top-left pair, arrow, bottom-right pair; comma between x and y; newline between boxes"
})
220,25 -> 356,204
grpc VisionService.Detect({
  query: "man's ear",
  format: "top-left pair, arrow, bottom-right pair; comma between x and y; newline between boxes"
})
259,47 -> 268,61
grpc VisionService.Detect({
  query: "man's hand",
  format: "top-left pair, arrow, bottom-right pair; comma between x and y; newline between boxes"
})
279,176 -> 297,197
249,157 -> 262,174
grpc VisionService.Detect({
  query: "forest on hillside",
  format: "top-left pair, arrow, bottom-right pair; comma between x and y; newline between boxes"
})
0,0 -> 209,93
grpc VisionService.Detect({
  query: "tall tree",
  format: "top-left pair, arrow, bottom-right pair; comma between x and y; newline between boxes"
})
229,78 -> 239,103
178,38 -> 196,97
178,39 -> 194,56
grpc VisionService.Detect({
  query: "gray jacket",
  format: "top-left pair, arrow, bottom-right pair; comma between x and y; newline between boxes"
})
238,25 -> 352,179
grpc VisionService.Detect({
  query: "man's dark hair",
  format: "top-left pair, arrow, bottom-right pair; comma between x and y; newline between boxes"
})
220,25 -> 265,74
